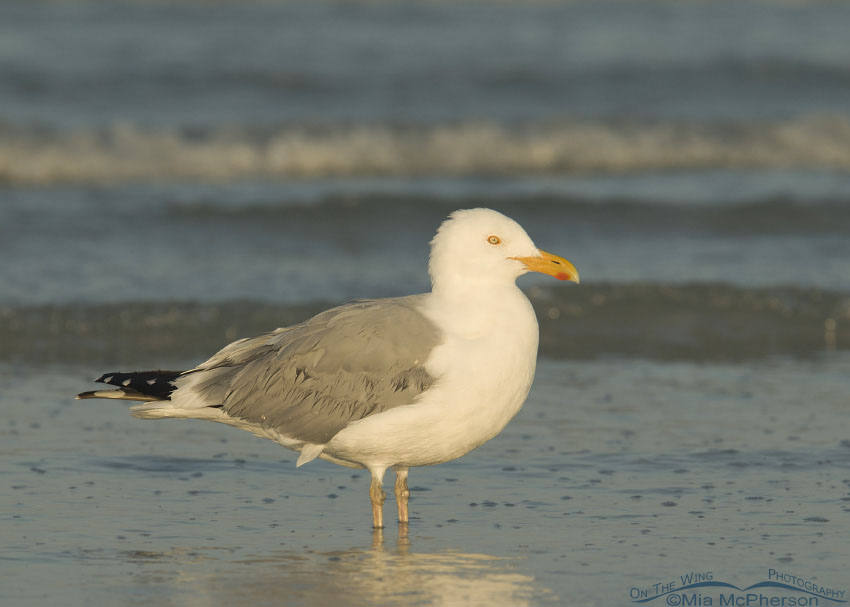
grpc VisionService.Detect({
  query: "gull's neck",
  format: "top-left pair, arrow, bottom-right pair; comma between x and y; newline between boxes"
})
425,276 -> 536,339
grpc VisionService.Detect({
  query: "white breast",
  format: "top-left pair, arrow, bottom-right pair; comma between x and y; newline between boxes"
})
325,286 -> 539,469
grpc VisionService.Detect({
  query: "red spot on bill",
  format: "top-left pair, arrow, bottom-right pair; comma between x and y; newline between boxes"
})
556,272 -> 569,281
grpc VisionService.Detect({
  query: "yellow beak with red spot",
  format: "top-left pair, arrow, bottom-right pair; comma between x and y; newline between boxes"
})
511,250 -> 580,283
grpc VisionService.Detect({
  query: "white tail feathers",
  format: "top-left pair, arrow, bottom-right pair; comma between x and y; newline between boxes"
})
129,402 -> 227,420
75,389 -> 158,402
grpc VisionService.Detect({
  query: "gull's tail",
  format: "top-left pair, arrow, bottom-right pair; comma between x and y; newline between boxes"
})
75,370 -> 183,402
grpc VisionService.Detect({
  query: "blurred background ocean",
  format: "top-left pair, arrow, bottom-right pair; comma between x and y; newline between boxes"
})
2,0 -> 849,365
2,2 -> 850,605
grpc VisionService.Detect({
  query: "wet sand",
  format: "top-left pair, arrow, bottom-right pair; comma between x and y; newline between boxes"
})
3,356 -> 849,606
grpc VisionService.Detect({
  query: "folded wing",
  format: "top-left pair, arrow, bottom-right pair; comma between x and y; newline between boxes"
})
166,296 -> 442,444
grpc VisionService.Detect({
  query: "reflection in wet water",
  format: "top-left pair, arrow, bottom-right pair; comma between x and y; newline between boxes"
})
123,529 -> 552,607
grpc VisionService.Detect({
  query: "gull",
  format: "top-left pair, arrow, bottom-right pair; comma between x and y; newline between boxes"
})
76,208 -> 579,528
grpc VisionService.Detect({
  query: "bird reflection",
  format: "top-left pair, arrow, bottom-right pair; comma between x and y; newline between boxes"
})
123,528 -> 550,607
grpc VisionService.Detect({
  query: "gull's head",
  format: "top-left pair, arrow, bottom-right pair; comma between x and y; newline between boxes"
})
429,208 -> 579,291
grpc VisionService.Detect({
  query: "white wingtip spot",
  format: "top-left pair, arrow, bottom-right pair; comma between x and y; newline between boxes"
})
122,379 -> 131,386
103,376 -> 113,383
147,379 -> 157,385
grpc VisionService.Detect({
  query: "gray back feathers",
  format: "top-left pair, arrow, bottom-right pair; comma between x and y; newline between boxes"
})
179,296 -> 441,444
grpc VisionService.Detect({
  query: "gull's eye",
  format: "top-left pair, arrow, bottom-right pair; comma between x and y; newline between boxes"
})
487,235 -> 501,245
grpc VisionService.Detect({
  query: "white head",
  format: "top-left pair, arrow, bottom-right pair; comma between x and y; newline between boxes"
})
428,208 -> 579,293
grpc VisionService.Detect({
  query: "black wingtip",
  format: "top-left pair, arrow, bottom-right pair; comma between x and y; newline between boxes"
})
87,370 -> 184,400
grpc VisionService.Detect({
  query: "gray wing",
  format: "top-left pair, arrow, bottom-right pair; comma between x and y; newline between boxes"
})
179,296 -> 441,444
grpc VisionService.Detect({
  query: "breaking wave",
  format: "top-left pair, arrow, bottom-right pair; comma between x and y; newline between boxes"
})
3,115 -> 850,185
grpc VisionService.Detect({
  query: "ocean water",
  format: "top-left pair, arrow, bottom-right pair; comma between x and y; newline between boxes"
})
2,1 -> 849,605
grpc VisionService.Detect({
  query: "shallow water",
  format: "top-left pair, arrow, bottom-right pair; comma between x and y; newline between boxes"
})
3,356 -> 849,606
3,0 -> 850,604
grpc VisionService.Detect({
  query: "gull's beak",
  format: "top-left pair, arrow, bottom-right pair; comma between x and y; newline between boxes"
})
511,250 -> 580,283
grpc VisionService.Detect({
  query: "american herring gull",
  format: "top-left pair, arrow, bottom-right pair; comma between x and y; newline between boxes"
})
76,208 -> 579,528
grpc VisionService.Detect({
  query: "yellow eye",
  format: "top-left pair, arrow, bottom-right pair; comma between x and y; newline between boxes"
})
487,235 -> 501,245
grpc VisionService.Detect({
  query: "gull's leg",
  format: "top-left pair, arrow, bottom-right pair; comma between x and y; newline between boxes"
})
369,471 -> 387,529
394,466 -> 410,524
